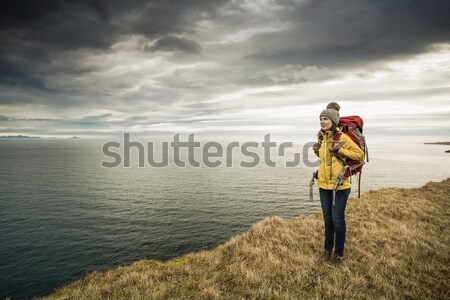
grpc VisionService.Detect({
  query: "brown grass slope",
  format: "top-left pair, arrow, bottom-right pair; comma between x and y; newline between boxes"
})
42,179 -> 450,300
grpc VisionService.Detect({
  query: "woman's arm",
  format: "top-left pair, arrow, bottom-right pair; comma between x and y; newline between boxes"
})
337,134 -> 364,161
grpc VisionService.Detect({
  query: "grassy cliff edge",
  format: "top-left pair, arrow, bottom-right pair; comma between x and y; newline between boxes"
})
42,179 -> 450,300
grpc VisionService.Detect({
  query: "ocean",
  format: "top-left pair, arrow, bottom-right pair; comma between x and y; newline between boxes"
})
0,139 -> 448,299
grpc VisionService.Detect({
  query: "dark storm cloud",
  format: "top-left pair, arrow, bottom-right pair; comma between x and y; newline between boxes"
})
32,20 -> 114,51
0,54 -> 46,88
129,0 -> 228,38
0,0 -> 228,88
0,0 -> 110,28
87,0 -> 110,22
0,0 -> 114,50
0,0 -> 114,89
2,0 -> 448,90
246,0 -> 450,67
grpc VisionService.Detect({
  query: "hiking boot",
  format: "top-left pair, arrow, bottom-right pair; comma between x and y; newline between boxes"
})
319,250 -> 332,262
327,253 -> 344,265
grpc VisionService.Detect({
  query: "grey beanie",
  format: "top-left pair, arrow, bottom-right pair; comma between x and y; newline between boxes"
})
320,102 -> 340,125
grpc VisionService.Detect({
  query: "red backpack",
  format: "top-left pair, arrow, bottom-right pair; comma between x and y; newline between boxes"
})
333,115 -> 369,198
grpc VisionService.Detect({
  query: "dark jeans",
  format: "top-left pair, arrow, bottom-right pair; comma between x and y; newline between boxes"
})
319,188 -> 351,257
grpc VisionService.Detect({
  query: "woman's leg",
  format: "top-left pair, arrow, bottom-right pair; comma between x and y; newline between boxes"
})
332,188 -> 351,257
319,188 -> 334,253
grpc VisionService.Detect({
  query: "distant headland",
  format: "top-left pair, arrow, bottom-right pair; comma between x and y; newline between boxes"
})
424,142 -> 450,145
0,135 -> 40,139
0,135 -> 81,139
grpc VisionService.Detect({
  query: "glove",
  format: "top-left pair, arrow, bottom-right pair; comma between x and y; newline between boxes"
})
313,142 -> 320,152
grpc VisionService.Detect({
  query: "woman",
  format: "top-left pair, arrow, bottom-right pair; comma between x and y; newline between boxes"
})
313,102 -> 364,264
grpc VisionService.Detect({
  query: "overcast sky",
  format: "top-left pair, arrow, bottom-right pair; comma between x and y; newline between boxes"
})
1,0 -> 449,142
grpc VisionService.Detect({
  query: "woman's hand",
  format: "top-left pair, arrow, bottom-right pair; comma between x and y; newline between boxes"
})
313,142 -> 320,152
331,142 -> 342,152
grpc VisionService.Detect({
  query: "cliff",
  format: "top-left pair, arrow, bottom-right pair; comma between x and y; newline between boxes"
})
42,179 -> 450,300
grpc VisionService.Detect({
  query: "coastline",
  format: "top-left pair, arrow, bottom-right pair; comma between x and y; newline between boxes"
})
41,178 -> 449,300
424,142 -> 450,145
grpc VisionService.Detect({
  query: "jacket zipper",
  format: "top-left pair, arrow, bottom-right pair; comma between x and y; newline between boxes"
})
330,150 -> 332,180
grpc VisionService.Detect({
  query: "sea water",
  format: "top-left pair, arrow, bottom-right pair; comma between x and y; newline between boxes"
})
0,139 -> 448,299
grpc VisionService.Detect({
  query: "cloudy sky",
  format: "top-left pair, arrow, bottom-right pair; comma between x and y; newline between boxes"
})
1,0 -> 449,142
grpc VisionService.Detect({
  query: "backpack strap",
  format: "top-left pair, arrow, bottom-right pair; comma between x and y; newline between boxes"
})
332,132 -> 342,149
332,165 -> 349,205
365,142 -> 369,162
358,172 -> 362,198
331,132 -> 351,204
332,132 -> 347,166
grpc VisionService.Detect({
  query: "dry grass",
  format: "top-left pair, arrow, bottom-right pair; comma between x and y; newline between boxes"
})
41,178 -> 450,300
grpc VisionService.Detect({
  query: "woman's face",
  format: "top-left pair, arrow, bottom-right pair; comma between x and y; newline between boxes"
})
320,116 -> 333,131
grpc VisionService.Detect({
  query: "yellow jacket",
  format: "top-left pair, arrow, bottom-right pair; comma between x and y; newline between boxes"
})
314,129 -> 364,190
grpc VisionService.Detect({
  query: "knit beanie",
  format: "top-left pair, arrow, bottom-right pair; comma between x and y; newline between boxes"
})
320,102 -> 340,125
